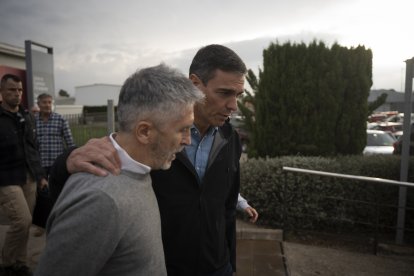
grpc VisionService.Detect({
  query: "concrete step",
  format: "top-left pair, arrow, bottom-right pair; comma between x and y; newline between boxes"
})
236,220 -> 286,276
236,219 -> 283,241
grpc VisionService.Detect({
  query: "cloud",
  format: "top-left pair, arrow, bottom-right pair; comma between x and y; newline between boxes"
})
1,0 -> 412,95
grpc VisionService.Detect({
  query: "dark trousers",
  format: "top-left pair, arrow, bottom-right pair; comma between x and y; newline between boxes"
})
32,167 -> 53,228
43,166 -> 51,179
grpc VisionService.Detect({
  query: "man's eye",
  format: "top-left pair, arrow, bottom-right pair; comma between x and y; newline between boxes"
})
219,91 -> 231,96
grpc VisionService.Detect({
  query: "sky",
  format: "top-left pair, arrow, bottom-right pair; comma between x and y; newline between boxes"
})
0,0 -> 413,96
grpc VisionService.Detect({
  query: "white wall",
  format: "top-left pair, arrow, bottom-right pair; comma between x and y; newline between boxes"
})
0,54 -> 25,69
75,84 -> 121,106
0,43 -> 25,69
54,105 -> 83,115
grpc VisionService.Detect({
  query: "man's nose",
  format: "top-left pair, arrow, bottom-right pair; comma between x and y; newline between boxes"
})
227,96 -> 238,112
182,131 -> 191,146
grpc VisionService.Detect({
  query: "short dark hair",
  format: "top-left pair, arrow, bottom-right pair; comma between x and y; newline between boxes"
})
37,93 -> 53,101
189,44 -> 247,85
1,74 -> 21,88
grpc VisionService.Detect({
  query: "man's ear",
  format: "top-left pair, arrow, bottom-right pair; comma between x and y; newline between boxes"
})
134,121 -> 153,144
189,74 -> 203,88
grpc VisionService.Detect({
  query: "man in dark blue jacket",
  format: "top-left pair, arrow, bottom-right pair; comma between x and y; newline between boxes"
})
0,74 -> 47,276
51,45 -> 247,276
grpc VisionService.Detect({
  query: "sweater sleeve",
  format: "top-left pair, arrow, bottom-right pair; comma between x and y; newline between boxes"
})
34,188 -> 121,276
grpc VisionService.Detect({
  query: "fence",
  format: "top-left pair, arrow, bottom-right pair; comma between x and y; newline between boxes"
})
282,166 -> 414,253
63,113 -> 113,146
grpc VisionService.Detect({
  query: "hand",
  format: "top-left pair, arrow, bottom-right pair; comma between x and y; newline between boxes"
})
244,206 -> 259,223
67,136 -> 121,176
38,178 -> 48,190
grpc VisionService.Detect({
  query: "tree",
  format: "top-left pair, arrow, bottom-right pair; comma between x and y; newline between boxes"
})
239,41 -> 372,157
237,69 -> 259,156
368,93 -> 387,116
58,89 -> 70,97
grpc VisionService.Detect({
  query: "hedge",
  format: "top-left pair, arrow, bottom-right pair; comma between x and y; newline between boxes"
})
240,155 -> 414,236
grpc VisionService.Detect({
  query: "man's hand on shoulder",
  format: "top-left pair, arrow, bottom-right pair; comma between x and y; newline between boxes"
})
67,137 -> 121,176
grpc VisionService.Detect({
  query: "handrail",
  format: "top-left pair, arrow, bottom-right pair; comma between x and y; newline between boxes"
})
282,166 -> 414,188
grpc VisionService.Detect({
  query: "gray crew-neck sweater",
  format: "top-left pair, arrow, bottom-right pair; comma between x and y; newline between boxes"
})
35,170 -> 166,276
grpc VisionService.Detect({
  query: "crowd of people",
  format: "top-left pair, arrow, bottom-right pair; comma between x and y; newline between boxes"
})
0,44 -> 259,276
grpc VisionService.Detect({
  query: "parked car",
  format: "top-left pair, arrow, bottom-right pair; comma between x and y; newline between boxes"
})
369,121 -> 403,133
393,126 -> 414,155
393,130 -> 403,140
367,111 -> 398,123
385,113 -> 414,123
363,130 -> 396,155
367,113 -> 388,123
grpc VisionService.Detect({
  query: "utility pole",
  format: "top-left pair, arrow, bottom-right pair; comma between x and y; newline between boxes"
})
397,57 -> 414,244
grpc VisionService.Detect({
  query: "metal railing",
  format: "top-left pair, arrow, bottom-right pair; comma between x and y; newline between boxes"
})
282,166 -> 414,254
283,166 -> 414,188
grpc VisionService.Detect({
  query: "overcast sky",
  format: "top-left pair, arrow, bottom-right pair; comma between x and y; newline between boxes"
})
0,0 -> 413,96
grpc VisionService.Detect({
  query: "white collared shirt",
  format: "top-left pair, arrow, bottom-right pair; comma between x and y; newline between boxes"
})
109,133 -> 151,174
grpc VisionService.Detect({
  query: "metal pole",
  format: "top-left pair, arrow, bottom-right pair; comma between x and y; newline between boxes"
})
24,40 -> 34,109
107,99 -> 115,135
396,57 -> 414,244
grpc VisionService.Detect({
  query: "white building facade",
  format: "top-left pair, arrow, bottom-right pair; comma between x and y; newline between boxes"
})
75,83 -> 121,106
0,42 -> 25,69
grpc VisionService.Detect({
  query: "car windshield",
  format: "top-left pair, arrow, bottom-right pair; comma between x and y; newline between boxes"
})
367,132 -> 396,146
229,116 -> 243,128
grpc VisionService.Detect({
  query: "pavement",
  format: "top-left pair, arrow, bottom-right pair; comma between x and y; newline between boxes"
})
1,218 -> 414,275
236,219 -> 414,276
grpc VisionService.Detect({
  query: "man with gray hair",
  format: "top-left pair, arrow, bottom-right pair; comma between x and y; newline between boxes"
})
35,64 -> 204,276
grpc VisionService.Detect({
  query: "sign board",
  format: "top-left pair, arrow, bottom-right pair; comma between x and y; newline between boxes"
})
25,40 -> 55,108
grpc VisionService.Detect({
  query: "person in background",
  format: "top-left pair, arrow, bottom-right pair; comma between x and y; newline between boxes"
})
50,44 -> 247,276
35,93 -> 75,177
32,93 -> 75,235
0,74 -> 47,276
30,105 -> 39,114
35,64 -> 204,276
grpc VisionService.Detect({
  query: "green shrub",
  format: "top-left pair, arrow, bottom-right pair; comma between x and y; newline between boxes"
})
240,155 -> 414,235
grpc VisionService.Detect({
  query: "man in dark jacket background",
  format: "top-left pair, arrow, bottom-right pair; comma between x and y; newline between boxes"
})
0,74 -> 47,276
50,45 -> 247,276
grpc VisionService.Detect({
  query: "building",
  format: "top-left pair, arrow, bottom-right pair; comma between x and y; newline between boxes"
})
75,83 -> 121,106
368,89 -> 412,113
0,42 -> 25,69
0,42 -> 27,105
